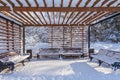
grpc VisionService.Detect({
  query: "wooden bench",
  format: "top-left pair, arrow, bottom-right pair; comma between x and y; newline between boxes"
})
38,48 -> 83,59
0,51 -> 29,72
60,48 -> 84,59
90,49 -> 120,70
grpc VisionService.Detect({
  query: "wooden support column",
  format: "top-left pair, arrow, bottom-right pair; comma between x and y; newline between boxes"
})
23,26 -> 25,54
70,26 -> 72,48
6,20 -> 9,51
88,26 -> 90,49
12,23 -> 14,50
51,26 -> 53,48
62,26 -> 64,48
19,27 -> 22,53
82,26 -> 84,52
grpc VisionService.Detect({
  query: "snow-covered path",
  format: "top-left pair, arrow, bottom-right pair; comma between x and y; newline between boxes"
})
0,59 -> 120,80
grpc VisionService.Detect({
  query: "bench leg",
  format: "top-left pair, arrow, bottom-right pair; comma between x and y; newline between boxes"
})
89,57 -> 93,61
98,60 -> 103,66
21,60 -> 25,66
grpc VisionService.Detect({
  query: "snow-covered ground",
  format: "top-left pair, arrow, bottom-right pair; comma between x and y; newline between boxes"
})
0,59 -> 120,80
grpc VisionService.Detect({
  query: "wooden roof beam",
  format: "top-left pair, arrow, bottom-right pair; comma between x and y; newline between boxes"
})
24,24 -> 92,27
1,7 -> 120,12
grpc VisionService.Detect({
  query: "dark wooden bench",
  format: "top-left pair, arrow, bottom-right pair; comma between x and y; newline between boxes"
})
38,48 -> 83,59
0,51 -> 29,72
90,49 -> 120,70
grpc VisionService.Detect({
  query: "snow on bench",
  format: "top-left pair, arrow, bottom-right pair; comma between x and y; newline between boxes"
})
8,55 -> 29,65
90,49 -> 120,70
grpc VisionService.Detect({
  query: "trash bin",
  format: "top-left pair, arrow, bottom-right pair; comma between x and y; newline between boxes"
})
88,48 -> 94,58
26,49 -> 32,61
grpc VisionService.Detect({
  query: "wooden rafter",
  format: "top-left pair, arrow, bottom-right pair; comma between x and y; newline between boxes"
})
76,12 -> 93,24
21,12 -> 36,24
88,12 -> 110,23
40,12 -> 47,24
84,0 -> 91,7
14,12 -> 33,24
72,12 -> 86,24
16,0 -> 23,7
34,12 -> 44,24
43,0 -> 51,24
66,0 -> 82,24
0,11 -> 24,24
28,12 -> 40,24
62,0 -> 72,24
58,0 -> 63,24
77,0 -> 101,24
0,1 -> 7,6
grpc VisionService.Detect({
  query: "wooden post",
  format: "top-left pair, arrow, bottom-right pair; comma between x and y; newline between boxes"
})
62,26 -> 64,48
70,26 -> 72,48
12,23 -> 14,50
23,26 -> 25,54
82,26 -> 84,52
88,26 -> 90,49
19,27 -> 22,53
51,26 -> 53,48
6,20 -> 9,51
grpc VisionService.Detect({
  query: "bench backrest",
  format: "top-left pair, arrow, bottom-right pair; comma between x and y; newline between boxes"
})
0,51 -> 18,59
98,49 -> 120,60
39,48 -> 81,53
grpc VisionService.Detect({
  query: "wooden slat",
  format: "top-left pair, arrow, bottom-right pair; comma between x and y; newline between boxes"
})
21,12 -> 36,24
16,0 -> 23,7
72,12 -> 86,24
34,12 -> 44,24
7,12 -> 29,24
34,0 -> 39,7
15,12 -> 34,24
0,1 -> 7,6
25,0 -> 31,7
7,0 -> 14,7
27,12 -> 40,24
0,11 -> 24,24
84,0 -> 91,7
40,12 -> 47,24
58,0 -> 63,24
92,0 -> 100,7
101,0 -> 109,6
62,0 -> 72,24
88,12 -> 110,23
76,0 -> 82,7
107,0 -> 117,7
76,12 -> 93,24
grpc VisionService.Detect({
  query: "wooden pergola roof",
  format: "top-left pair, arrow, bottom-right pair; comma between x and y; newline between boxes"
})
0,0 -> 120,27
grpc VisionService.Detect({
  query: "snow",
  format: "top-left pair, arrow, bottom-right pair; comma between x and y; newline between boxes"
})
1,59 -> 120,80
